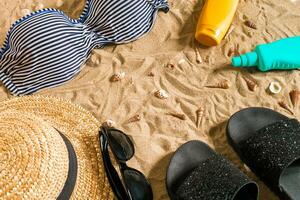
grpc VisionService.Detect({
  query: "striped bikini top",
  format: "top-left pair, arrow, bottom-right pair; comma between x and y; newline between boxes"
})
0,0 -> 169,95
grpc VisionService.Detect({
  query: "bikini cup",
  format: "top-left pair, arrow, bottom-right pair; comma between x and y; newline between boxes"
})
0,0 -> 169,95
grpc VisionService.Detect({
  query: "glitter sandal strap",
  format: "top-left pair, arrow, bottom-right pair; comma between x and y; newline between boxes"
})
240,118 -> 300,188
175,154 -> 257,200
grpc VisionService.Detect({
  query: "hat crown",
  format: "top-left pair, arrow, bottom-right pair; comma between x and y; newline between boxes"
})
0,96 -> 113,199
0,112 -> 69,199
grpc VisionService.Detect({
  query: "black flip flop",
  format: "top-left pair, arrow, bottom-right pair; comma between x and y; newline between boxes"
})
166,140 -> 258,200
227,107 -> 300,200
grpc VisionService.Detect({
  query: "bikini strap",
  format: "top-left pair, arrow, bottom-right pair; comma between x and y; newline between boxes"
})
147,0 -> 169,12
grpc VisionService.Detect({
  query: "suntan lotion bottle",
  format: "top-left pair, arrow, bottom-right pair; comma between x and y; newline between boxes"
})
232,36 -> 300,71
195,0 -> 239,46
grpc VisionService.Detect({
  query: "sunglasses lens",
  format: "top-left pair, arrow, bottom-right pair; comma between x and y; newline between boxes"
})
124,169 -> 153,200
107,129 -> 134,161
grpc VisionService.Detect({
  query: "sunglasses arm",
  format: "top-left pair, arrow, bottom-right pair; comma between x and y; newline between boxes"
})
99,133 -> 131,200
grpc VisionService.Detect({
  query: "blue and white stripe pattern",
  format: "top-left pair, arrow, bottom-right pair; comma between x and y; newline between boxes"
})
0,0 -> 169,95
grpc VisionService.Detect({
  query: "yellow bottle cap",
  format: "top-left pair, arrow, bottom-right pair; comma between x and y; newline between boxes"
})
195,26 -> 222,46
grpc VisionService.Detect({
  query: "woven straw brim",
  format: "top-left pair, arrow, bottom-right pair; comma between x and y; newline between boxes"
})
0,95 -> 113,199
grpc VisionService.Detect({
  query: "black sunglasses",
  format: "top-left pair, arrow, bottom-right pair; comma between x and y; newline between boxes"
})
99,127 -> 153,200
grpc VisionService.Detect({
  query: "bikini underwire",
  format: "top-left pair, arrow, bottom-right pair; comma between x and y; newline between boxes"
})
0,0 -> 169,95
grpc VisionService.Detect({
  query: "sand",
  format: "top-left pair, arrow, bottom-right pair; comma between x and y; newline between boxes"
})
1,0 -> 300,199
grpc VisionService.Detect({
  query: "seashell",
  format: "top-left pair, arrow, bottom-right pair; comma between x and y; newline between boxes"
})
35,3 -> 44,10
21,9 -> 31,16
165,63 -> 175,70
243,76 -> 257,92
244,164 -> 251,172
154,89 -> 169,99
56,0 -> 64,7
91,56 -> 100,65
289,90 -> 300,107
196,107 -> 205,128
278,100 -> 294,115
195,48 -> 203,64
125,114 -> 141,124
147,71 -> 155,77
227,47 -> 236,57
167,112 -> 186,120
110,72 -> 125,82
178,59 -> 186,65
206,79 -> 230,89
224,25 -> 235,39
244,20 -> 257,29
268,82 -> 281,94
102,119 -> 116,128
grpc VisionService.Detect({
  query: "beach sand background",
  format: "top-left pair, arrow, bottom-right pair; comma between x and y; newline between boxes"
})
1,0 -> 300,199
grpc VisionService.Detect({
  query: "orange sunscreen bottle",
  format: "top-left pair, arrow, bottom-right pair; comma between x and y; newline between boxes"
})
195,0 -> 239,46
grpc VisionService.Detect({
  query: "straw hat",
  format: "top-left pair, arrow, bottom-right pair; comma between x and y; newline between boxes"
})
0,96 -> 113,199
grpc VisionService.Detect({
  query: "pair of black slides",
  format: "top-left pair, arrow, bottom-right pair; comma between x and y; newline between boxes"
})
167,107 -> 300,200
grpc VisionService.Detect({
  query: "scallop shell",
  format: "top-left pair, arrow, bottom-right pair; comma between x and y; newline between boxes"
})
154,89 -> 169,99
243,76 -> 257,92
290,90 -> 300,107
102,119 -> 116,127
206,80 -> 230,89
56,0 -> 64,7
278,101 -> 294,115
268,82 -> 281,94
167,112 -> 186,120
125,114 -> 141,124
196,107 -> 205,128
110,72 -> 125,82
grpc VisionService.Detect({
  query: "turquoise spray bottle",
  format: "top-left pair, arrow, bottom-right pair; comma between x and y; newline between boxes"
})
232,36 -> 300,71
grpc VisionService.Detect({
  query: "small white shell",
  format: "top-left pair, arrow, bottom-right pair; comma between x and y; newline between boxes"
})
195,48 -> 203,64
56,0 -> 64,7
102,119 -> 116,127
178,59 -> 186,65
35,3 -> 44,10
196,107 -> 205,128
21,9 -> 31,16
269,82 -> 282,94
154,89 -> 169,99
244,164 -> 251,172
